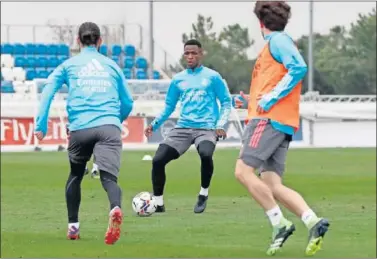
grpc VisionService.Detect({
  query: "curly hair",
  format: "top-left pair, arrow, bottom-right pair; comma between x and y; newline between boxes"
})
254,1 -> 291,31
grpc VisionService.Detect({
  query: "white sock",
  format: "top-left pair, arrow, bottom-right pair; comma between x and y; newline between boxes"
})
199,187 -> 209,196
68,222 -> 79,229
154,195 -> 164,206
301,209 -> 319,228
92,163 -> 99,173
266,206 -> 283,227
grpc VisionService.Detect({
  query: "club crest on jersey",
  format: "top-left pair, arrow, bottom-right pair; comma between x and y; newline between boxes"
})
201,78 -> 210,87
179,81 -> 188,88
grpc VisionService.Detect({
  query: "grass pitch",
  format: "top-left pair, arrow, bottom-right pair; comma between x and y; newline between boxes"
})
1,148 -> 376,258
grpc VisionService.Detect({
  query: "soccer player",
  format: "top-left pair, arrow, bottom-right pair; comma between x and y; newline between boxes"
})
144,39 -> 232,214
233,1 -> 330,256
34,22 -> 134,245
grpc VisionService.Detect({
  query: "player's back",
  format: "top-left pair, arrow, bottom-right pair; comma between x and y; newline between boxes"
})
248,31 -> 303,129
62,47 -> 125,131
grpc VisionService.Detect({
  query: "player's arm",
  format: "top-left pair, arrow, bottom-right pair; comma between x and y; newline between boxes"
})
258,34 -> 308,112
117,69 -> 134,122
150,80 -> 180,131
213,75 -> 232,130
232,91 -> 249,109
233,73 -> 252,109
35,65 -> 66,137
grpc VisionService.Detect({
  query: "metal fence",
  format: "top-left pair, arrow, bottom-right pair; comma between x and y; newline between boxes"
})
1,23 -> 132,49
1,23 -> 182,77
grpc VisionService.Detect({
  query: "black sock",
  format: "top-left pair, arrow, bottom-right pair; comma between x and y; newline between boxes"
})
152,144 -> 179,196
197,141 -> 215,191
65,162 -> 86,223
100,170 -> 122,210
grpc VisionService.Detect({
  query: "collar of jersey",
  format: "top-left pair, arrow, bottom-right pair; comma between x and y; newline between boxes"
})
82,46 -> 98,53
186,65 -> 204,74
264,31 -> 281,41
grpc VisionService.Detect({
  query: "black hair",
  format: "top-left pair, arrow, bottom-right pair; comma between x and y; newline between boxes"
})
184,39 -> 202,48
254,1 -> 291,31
78,22 -> 101,46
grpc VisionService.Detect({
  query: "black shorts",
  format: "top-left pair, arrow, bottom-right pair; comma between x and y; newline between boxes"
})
68,125 -> 122,177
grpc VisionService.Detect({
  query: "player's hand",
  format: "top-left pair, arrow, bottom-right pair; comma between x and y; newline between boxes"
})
34,131 -> 44,141
144,125 -> 153,137
235,91 -> 249,109
215,129 -> 227,140
256,94 -> 266,114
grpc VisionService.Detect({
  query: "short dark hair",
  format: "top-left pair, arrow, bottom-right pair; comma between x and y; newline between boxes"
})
78,22 -> 101,46
184,39 -> 202,48
254,1 -> 291,31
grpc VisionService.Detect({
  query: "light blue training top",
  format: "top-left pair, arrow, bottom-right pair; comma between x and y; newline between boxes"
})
35,46 -> 134,136
151,65 -> 232,131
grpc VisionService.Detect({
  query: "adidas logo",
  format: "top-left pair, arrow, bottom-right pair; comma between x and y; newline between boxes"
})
78,59 -> 109,78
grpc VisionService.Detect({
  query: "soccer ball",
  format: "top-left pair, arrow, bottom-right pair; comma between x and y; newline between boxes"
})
132,192 -> 157,217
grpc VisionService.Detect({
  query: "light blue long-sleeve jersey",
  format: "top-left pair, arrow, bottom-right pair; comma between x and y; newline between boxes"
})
35,46 -> 134,136
151,65 -> 232,131
233,31 -> 307,135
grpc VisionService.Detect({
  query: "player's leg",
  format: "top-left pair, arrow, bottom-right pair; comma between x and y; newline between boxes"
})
151,144 -> 179,212
92,125 -> 123,245
66,128 -> 95,240
192,130 -> 217,213
236,119 -> 295,255
260,143 -> 330,256
151,128 -> 192,212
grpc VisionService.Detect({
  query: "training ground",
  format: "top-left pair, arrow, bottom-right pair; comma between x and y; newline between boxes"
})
1,148 -> 376,258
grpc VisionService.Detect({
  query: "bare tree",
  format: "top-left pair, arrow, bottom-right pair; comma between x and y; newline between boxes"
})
101,25 -> 124,46
46,18 -> 76,47
46,20 -> 124,50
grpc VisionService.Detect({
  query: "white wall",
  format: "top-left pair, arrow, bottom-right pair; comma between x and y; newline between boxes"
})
312,120 -> 376,148
1,99 -> 376,151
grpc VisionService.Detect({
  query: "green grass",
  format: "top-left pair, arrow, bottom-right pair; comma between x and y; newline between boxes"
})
1,148 -> 376,258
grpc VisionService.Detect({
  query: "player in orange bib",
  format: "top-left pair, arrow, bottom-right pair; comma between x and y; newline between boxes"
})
233,1 -> 330,256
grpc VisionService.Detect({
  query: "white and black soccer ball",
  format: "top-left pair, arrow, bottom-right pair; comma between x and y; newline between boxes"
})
132,192 -> 157,217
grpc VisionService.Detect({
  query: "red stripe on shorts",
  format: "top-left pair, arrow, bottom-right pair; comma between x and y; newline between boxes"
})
249,120 -> 267,148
